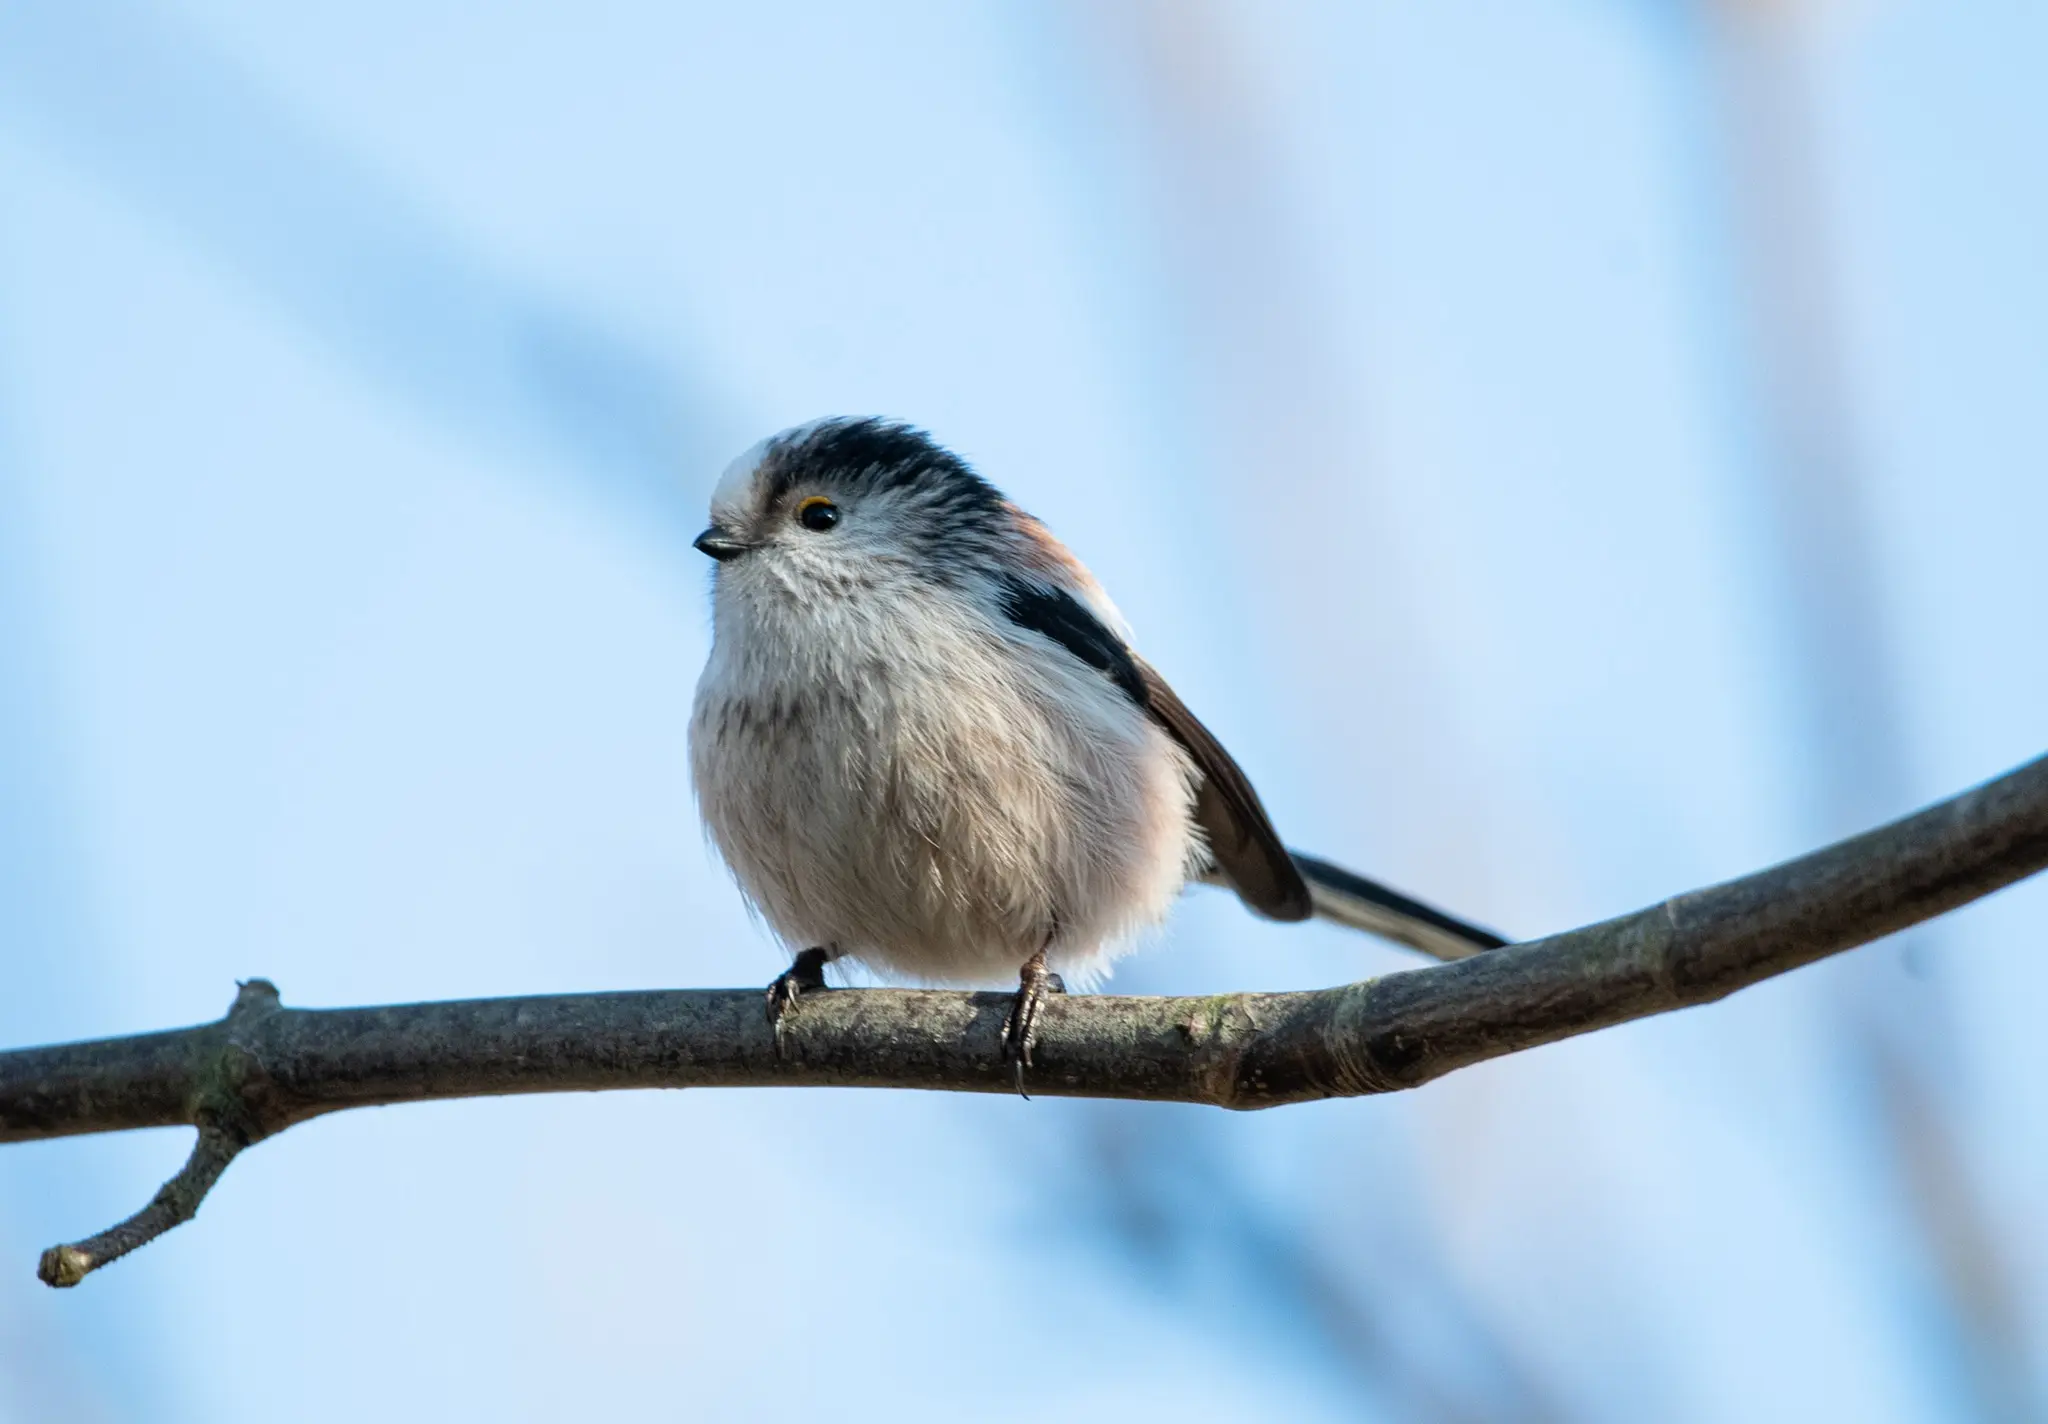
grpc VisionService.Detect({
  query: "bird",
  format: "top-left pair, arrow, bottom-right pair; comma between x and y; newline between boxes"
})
688,418 -> 1505,1087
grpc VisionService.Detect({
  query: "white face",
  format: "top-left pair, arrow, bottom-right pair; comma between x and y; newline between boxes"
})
699,436 -> 920,591
707,418 -> 837,526
708,434 -> 777,522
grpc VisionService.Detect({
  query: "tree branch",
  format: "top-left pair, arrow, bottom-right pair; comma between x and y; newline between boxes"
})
7,752 -> 2047,1285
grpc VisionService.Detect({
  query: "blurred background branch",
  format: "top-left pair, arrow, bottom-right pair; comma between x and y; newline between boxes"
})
1693,3 -> 2040,1417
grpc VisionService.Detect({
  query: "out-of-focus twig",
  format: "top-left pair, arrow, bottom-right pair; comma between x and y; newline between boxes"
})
1696,4 -> 2041,1417
1058,5 -> 1520,1410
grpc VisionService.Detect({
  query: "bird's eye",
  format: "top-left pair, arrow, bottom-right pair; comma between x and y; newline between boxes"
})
796,496 -> 841,532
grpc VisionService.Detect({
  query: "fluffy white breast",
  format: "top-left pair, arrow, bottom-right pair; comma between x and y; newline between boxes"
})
690,561 -> 1200,985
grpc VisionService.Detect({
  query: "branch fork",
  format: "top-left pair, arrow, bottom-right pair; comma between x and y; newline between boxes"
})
36,979 -> 281,1287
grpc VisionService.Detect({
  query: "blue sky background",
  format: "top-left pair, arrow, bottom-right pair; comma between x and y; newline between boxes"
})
1,3 -> 2044,1420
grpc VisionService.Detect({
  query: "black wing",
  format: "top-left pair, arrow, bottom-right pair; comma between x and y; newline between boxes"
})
995,579 -> 1148,705
997,577 -> 1312,922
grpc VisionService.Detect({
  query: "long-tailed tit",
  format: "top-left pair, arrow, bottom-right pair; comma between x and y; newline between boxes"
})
689,418 -> 1504,1084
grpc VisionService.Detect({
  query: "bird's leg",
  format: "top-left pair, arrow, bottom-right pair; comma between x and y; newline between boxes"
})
765,946 -> 836,1041
1001,944 -> 1066,1097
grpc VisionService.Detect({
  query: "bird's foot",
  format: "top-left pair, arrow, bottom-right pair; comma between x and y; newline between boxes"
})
766,947 -> 834,1049
1001,949 -> 1066,1098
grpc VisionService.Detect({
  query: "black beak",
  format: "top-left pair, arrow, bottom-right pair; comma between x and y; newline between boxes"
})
693,526 -> 750,563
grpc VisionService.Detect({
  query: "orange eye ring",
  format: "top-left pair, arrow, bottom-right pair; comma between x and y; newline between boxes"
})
796,496 -> 841,532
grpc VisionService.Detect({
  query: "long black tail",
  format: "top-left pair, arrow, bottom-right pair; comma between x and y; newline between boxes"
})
1290,851 -> 1509,961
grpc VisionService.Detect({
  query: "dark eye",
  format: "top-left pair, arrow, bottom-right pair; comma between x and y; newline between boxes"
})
796,496 -> 841,532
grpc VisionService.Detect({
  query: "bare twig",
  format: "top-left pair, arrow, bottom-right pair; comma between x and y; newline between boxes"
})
5,752 -> 2046,1285
36,1122 -> 244,1287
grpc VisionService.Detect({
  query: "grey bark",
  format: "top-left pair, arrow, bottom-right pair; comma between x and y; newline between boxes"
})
6,751 -> 2046,1285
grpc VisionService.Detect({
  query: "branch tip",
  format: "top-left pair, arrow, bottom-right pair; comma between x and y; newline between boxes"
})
36,1245 -> 92,1289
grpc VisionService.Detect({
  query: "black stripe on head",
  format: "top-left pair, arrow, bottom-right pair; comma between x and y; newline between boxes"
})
759,418 -> 1007,526
997,575 -> 1148,708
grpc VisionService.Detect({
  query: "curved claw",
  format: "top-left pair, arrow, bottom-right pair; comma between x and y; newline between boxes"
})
999,950 -> 1065,1099
765,947 -> 834,1048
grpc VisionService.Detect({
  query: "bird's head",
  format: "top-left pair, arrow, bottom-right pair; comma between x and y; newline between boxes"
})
695,418 -> 1013,596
